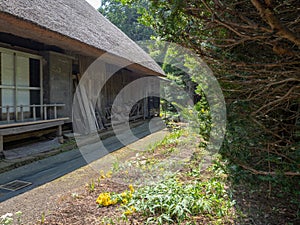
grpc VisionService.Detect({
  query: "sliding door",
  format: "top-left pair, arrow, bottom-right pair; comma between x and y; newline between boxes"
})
0,47 -> 42,122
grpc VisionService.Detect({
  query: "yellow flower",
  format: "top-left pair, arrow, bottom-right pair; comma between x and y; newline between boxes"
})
121,192 -> 127,198
110,199 -> 118,205
96,187 -> 134,208
100,170 -> 106,179
96,193 -> 117,206
129,184 -> 134,193
124,206 -> 136,215
106,171 -> 112,178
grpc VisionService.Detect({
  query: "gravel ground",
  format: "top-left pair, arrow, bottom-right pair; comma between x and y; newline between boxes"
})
0,129 -> 169,224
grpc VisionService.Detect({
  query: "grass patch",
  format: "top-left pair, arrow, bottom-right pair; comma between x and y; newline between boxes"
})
95,127 -> 236,224
125,165 -> 235,224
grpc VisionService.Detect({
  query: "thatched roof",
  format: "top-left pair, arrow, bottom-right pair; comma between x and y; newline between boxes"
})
0,0 -> 164,75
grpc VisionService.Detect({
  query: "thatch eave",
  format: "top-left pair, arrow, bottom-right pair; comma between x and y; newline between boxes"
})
0,0 -> 165,76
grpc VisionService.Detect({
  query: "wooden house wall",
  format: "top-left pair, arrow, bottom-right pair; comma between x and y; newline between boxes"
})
43,51 -> 73,119
42,53 -> 160,129
100,66 -> 143,108
103,64 -> 124,107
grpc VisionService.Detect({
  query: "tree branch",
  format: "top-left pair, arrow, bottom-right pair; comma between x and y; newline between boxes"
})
251,0 -> 300,46
236,160 -> 300,176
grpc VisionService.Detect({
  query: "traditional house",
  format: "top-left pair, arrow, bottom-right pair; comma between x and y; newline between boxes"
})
0,0 -> 163,155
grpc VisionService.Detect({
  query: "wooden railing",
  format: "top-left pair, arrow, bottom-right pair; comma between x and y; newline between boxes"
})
101,101 -> 145,127
0,104 -> 65,123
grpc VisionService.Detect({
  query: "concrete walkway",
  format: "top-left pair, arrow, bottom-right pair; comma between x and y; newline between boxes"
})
0,121 -> 168,223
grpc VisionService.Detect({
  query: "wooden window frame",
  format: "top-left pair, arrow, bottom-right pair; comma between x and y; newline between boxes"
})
0,47 -> 43,121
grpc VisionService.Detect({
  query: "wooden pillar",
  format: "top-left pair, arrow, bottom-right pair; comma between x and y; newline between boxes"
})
0,135 -> 3,153
54,104 -> 57,119
33,105 -> 36,121
6,106 -> 10,123
44,106 -> 47,120
20,105 -> 24,121
58,125 -> 64,144
13,53 -> 17,122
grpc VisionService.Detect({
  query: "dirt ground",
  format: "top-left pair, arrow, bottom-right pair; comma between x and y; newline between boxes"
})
1,127 -> 299,225
0,129 -> 169,224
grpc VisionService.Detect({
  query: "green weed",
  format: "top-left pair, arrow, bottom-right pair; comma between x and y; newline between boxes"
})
126,165 -> 235,224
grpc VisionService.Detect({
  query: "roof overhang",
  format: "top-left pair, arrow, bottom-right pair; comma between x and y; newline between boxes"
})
0,12 -> 164,76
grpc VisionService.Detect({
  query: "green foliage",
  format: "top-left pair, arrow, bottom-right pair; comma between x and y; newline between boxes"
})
194,97 -> 212,141
220,103 -> 300,213
88,180 -> 95,192
40,212 -> 45,224
121,0 -> 209,49
100,1 -> 300,221
0,213 -> 13,225
0,212 -> 22,225
123,0 -> 299,158
96,185 -> 134,207
126,165 -> 235,224
146,40 -> 199,105
144,41 -> 212,141
99,0 -> 155,41
147,129 -> 183,153
222,101 -> 300,178
124,2 -> 300,203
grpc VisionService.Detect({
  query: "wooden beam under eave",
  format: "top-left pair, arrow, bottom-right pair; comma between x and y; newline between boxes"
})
0,12 -> 105,57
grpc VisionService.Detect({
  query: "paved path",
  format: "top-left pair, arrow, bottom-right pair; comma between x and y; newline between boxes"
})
0,121 -> 166,202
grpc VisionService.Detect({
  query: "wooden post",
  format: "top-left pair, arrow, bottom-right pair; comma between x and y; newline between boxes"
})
40,59 -> 43,120
6,106 -> 10,123
0,135 -> 3,153
33,105 -> 36,121
13,53 -> 17,122
44,106 -> 47,120
143,98 -> 147,120
20,105 -> 24,121
58,125 -> 64,144
54,104 -> 57,119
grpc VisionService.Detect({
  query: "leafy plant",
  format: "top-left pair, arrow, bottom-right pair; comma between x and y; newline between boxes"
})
96,185 -> 135,207
126,166 -> 235,224
88,180 -> 95,192
40,212 -> 45,224
0,213 -> 13,225
0,211 -> 22,225
147,129 -> 183,154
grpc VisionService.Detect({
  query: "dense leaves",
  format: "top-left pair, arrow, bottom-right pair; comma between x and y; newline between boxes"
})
99,0 -> 155,41
120,0 -> 300,177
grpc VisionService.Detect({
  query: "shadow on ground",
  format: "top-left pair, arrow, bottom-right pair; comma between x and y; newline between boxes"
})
0,119 -> 165,202
226,164 -> 300,224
